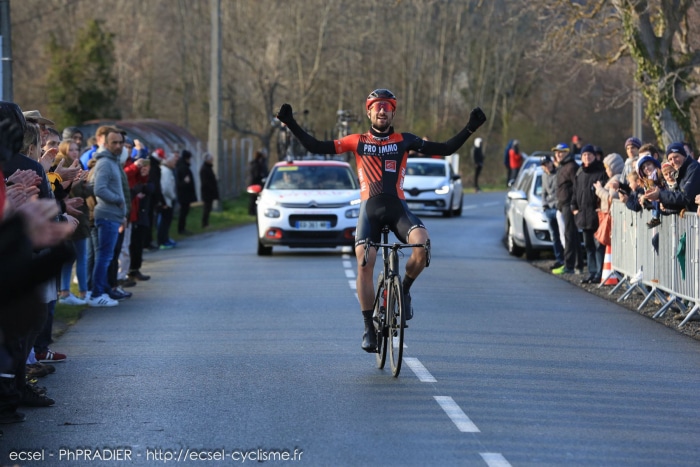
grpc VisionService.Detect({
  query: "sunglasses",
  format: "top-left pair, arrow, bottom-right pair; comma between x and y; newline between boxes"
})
369,101 -> 395,112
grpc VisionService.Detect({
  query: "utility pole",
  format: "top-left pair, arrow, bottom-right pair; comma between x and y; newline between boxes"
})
209,0 -> 222,211
0,0 -> 13,101
633,82 -> 643,142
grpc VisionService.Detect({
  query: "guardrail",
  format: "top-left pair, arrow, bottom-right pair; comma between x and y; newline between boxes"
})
608,200 -> 699,326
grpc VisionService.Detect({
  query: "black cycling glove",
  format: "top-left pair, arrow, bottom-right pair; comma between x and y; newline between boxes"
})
467,107 -> 487,133
277,104 -> 295,125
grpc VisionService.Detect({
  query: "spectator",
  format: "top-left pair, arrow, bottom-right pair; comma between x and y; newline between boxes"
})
147,148 -> 166,249
639,143 -> 662,162
508,140 -> 523,185
540,155 -> 564,270
645,142 -> 700,214
683,141 -> 696,161
62,126 -> 84,152
88,127 -> 126,307
175,149 -> 197,234
472,137 -> 484,192
125,155 -> 152,282
56,140 -> 90,306
661,162 -> 678,191
635,154 -> 663,228
246,150 -> 269,215
571,144 -> 608,284
553,143 -> 585,275
199,152 -> 219,228
79,125 -> 111,170
594,146 -> 604,162
158,152 -> 178,249
621,136 -> 642,180
503,139 -> 513,187
508,139 -> 523,185
22,110 -> 53,147
571,135 -> 582,156
106,140 -> 132,301
115,139 -> 135,288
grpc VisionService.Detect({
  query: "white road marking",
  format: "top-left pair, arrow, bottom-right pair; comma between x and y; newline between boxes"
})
348,280 -> 356,290
463,204 -> 477,210
483,201 -> 500,207
434,396 -> 480,432
404,357 -> 436,382
480,453 -> 512,467
344,269 -> 355,278
342,260 -> 353,269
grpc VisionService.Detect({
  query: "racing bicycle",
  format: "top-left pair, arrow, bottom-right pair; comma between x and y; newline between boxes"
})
363,226 -> 430,377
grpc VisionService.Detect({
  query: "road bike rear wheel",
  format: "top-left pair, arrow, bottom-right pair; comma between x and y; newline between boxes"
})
374,273 -> 387,369
388,275 -> 405,377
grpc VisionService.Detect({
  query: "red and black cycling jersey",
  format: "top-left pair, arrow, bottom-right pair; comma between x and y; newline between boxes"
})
283,118 -> 476,198
334,130 -> 423,200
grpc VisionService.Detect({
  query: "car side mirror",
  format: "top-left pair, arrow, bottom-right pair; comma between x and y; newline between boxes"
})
247,184 -> 262,194
507,190 -> 527,201
451,174 -> 461,181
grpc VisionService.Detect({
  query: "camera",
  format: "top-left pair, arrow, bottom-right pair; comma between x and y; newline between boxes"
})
617,182 -> 632,195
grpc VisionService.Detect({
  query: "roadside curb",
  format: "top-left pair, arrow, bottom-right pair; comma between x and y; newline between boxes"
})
531,259 -> 700,341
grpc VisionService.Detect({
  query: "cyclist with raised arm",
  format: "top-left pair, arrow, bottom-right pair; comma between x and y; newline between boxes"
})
276,89 -> 486,352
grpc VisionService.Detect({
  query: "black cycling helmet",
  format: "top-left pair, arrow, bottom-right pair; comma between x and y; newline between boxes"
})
366,89 -> 397,111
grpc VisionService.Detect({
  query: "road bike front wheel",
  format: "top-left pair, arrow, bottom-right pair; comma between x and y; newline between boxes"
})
387,275 -> 405,377
374,272 -> 387,369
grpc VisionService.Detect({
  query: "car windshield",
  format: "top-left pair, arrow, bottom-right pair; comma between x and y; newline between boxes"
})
267,165 -> 358,190
406,162 -> 446,177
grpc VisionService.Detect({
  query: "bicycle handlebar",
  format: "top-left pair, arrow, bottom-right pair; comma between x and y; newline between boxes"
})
361,239 -> 431,268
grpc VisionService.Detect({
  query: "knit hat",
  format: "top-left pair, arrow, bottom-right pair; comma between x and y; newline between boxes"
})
153,148 -> 166,159
580,144 -> 596,155
625,137 -> 642,149
665,142 -> 687,158
636,154 -> 661,178
603,153 -> 624,176
62,126 -> 82,141
661,161 -> 675,176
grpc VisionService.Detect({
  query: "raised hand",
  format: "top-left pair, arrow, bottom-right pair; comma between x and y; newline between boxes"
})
276,104 -> 294,124
467,107 -> 487,132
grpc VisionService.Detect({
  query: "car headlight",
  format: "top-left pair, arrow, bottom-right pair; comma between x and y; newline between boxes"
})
435,184 -> 450,195
263,208 -> 281,218
345,208 -> 360,218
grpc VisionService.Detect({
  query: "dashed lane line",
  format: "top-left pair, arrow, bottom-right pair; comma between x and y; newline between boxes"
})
404,357 -> 437,382
434,396 -> 480,433
480,453 -> 512,467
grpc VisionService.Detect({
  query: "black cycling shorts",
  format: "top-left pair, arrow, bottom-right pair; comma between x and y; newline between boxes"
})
355,194 -> 425,247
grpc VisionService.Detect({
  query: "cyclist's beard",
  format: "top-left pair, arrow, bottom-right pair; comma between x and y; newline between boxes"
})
371,121 -> 391,133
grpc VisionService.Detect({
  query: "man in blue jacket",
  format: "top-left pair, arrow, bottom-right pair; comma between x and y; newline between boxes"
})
645,142 -> 700,214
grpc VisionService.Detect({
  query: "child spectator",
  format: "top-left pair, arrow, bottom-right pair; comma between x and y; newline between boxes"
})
636,154 -> 663,228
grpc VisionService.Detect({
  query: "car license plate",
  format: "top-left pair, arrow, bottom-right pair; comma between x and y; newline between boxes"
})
296,220 -> 330,230
407,203 -> 422,210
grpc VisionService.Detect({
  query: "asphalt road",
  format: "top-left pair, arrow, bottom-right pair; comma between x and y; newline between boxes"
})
3,192 -> 700,466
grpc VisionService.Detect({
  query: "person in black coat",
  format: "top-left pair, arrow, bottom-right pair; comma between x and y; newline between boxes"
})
175,149 -> 197,234
199,152 -> 219,228
571,144 -> 608,284
554,144 -> 584,274
245,150 -> 269,215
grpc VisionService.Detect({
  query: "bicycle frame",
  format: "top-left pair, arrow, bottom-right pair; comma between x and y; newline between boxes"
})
362,226 -> 430,377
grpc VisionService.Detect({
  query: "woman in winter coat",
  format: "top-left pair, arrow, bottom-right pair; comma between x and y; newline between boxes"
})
571,144 -> 608,284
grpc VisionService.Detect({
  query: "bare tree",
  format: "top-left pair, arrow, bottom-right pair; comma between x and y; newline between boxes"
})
531,0 -> 700,146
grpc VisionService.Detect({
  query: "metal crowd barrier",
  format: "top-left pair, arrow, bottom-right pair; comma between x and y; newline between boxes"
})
608,200 -> 699,326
